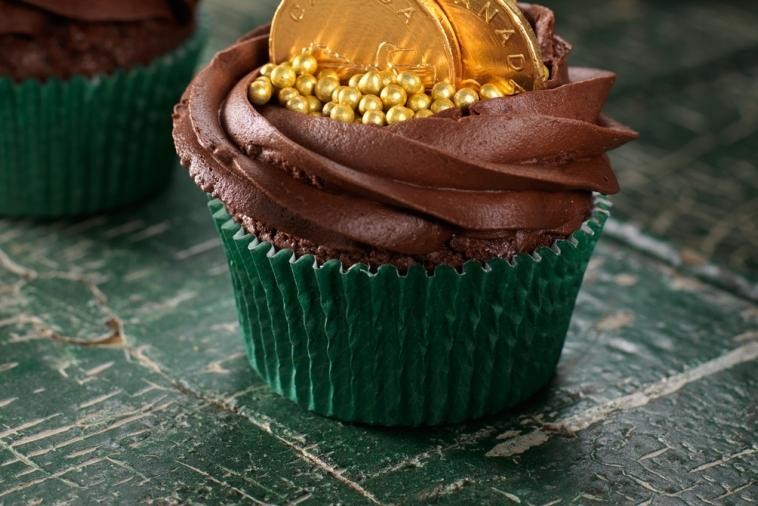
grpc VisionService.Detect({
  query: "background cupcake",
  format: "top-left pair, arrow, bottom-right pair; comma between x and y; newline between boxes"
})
174,4 -> 637,426
0,0 -> 205,217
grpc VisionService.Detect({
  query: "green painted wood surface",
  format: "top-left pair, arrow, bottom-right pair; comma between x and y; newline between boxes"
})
1,0 -> 756,504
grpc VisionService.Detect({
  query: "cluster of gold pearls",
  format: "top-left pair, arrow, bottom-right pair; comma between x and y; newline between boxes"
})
248,52 -> 520,126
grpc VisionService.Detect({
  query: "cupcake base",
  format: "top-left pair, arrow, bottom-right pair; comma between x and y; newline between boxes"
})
0,27 -> 205,218
210,197 -> 610,426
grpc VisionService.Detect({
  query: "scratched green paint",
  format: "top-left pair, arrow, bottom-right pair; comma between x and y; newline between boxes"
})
0,0 -> 756,504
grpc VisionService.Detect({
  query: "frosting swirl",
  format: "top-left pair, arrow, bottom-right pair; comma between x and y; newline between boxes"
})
173,4 -> 637,265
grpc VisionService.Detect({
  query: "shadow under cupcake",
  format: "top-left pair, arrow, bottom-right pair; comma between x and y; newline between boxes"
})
173,5 -> 638,426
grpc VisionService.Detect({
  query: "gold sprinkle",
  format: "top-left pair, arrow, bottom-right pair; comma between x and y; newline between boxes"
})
397,71 -> 424,95
292,54 -> 318,75
248,80 -> 272,105
286,95 -> 310,114
431,81 -> 456,100
315,76 -> 340,102
453,87 -> 480,109
270,64 -> 296,88
295,74 -> 317,96
386,105 -> 414,125
480,83 -> 504,99
380,84 -> 407,108
322,101 -> 338,116
358,71 -> 383,95
306,95 -> 322,113
277,87 -> 300,105
330,103 -> 355,123
430,98 -> 455,113
407,93 -> 432,112
348,73 -> 363,88
359,94 -> 383,114
337,86 -> 362,109
260,63 -> 275,77
362,110 -> 386,126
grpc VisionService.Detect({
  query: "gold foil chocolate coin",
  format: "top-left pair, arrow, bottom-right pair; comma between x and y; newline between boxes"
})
269,0 -> 462,87
434,0 -> 545,91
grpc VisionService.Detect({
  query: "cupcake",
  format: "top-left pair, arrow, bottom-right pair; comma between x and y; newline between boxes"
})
174,3 -> 638,426
0,0 -> 205,217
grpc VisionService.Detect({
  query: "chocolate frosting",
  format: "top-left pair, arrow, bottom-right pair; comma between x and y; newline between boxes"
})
173,4 -> 638,262
0,0 -> 195,35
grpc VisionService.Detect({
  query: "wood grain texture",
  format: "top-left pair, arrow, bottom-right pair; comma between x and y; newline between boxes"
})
1,0 -> 756,504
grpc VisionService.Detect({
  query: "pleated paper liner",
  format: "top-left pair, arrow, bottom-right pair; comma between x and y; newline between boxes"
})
210,197 -> 610,426
0,27 -> 206,218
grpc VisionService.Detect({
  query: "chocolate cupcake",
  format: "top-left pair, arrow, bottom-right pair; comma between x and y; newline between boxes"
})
0,0 -> 205,217
174,4 -> 637,426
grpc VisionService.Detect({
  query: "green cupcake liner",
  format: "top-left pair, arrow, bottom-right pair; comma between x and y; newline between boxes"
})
0,27 -> 206,218
210,197 -> 610,426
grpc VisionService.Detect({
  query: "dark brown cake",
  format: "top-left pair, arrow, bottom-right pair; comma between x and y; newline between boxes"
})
0,0 -> 197,81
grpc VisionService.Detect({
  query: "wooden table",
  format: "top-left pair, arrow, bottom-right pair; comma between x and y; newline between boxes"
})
1,1 -> 756,503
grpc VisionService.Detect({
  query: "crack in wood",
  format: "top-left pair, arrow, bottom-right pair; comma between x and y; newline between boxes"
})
3,397 -> 174,462
688,448 -> 757,473
487,340 -> 758,457
369,426 -> 499,478
123,346 -> 384,504
416,478 -> 474,501
176,461 -> 270,505
604,219 -> 758,302
0,457 -> 102,498
0,248 -> 126,348
490,487 -> 522,503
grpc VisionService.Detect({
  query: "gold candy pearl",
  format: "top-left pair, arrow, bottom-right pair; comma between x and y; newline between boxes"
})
386,105 -> 414,125
270,64 -> 297,89
407,93 -> 431,112
306,95 -> 322,113
300,55 -> 319,75
337,87 -> 362,109
362,110 -> 386,126
292,54 -> 318,75
540,64 -> 550,82
430,98 -> 455,113
415,108 -> 434,119
260,63 -> 275,77
453,87 -> 480,109
348,73 -> 363,88
358,94 -> 383,114
290,54 -> 305,72
480,83 -> 504,100
318,69 -> 339,80
256,75 -> 272,86
331,85 -> 346,102
286,95 -> 310,114
431,81 -> 455,100
315,76 -> 340,102
322,101 -> 338,116
397,71 -> 423,95
248,80 -> 273,105
379,69 -> 397,87
358,71 -> 383,95
295,74 -> 317,96
330,104 -> 355,124
277,87 -> 300,105
380,84 -> 407,109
